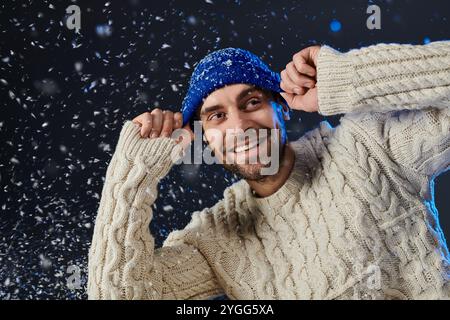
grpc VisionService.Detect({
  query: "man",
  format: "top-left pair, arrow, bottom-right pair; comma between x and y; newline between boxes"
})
88,41 -> 449,299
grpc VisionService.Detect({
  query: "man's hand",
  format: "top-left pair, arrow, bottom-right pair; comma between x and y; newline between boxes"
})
280,45 -> 321,113
132,109 -> 194,149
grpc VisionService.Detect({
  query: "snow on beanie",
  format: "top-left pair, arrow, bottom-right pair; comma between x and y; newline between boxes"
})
181,48 -> 283,126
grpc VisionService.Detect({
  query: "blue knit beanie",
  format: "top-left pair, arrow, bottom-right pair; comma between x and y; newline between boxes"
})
181,48 -> 283,126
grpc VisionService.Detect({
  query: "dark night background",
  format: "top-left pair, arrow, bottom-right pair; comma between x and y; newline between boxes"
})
0,0 -> 448,299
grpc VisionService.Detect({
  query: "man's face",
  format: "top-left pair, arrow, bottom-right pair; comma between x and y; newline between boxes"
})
197,84 -> 290,181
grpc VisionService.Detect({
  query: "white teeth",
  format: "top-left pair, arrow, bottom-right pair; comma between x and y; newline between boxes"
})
235,139 -> 259,153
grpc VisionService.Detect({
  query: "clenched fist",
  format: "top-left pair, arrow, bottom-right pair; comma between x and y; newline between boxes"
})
132,108 -> 194,149
280,45 -> 321,113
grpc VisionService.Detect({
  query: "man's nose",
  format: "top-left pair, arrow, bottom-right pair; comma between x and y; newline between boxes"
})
224,110 -> 255,150
227,109 -> 250,132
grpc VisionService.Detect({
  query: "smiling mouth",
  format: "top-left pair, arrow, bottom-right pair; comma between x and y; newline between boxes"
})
228,137 -> 267,154
234,138 -> 260,153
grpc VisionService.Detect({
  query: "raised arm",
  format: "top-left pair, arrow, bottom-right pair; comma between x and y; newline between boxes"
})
315,41 -> 450,115
316,42 -> 449,180
87,121 -> 224,299
281,42 -> 449,181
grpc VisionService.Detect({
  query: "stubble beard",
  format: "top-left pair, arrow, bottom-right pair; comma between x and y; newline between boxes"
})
221,131 -> 286,181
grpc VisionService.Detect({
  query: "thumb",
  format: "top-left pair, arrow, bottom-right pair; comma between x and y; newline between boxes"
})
280,92 -> 296,108
280,92 -> 291,104
280,91 -> 307,112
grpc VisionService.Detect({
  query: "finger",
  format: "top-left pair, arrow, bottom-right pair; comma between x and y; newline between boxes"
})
280,69 -> 301,94
280,78 -> 290,93
132,115 -> 142,126
294,86 -> 306,95
160,110 -> 174,138
286,62 -> 315,89
281,83 -> 305,96
140,113 -> 153,137
150,108 -> 163,138
280,91 -> 309,112
173,112 -> 183,129
292,52 -> 316,78
293,47 -> 317,66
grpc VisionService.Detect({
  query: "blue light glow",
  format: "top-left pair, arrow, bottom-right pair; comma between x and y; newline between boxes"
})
330,19 -> 342,32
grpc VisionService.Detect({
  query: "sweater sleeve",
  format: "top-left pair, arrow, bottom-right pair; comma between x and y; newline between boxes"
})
87,121 -> 224,300
316,41 -> 450,115
316,41 -> 450,179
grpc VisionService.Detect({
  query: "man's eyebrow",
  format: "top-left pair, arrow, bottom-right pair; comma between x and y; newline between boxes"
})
236,87 -> 260,102
200,104 -> 222,116
200,87 -> 263,116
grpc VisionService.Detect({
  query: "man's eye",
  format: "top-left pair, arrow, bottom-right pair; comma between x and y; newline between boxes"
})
247,99 -> 261,108
208,112 -> 226,121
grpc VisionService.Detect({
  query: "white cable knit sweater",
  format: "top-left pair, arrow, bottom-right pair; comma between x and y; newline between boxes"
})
88,41 -> 450,300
